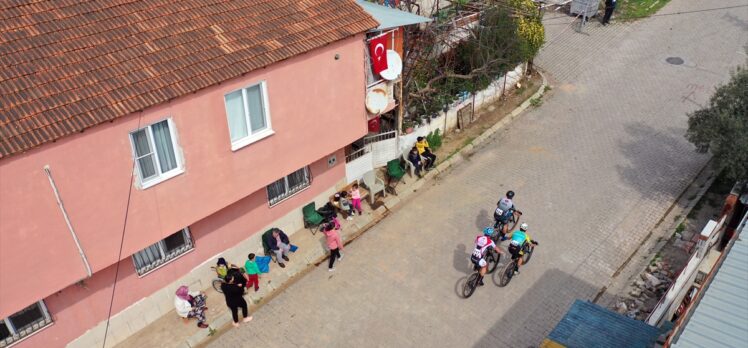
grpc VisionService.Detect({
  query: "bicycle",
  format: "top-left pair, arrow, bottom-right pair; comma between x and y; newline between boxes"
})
462,248 -> 500,298
210,266 -> 247,293
492,210 -> 522,243
498,240 -> 538,287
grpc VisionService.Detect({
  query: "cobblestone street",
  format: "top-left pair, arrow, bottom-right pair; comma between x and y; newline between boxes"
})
208,1 -> 748,347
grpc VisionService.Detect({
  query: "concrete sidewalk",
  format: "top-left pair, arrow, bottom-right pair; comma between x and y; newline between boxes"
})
114,76 -> 548,348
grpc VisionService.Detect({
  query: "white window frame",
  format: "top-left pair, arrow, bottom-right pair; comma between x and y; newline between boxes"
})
129,118 -> 184,189
267,166 -> 312,207
224,81 -> 274,151
0,301 -> 53,348
132,228 -> 194,276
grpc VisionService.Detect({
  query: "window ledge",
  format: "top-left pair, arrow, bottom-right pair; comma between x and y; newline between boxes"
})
231,129 -> 275,152
139,168 -> 185,190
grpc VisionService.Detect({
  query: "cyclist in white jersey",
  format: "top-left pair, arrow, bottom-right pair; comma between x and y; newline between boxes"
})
471,228 -> 502,286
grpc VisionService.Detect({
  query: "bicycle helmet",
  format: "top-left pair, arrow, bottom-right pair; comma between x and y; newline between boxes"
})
520,223 -> 528,231
476,236 -> 490,247
506,190 -> 515,199
483,227 -> 494,236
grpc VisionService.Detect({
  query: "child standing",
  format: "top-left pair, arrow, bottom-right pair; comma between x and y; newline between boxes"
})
244,253 -> 260,292
350,183 -> 363,215
338,192 -> 355,220
322,222 -> 344,271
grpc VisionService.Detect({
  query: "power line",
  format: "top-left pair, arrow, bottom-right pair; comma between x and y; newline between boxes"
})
101,112 -> 144,348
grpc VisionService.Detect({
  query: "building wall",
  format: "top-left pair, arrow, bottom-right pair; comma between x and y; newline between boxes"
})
0,33 -> 368,318
16,149 -> 345,348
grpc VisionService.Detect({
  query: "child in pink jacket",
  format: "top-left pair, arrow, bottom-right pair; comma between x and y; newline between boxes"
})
322,222 -> 344,271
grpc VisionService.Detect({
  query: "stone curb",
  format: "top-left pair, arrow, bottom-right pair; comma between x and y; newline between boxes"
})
181,71 -> 548,347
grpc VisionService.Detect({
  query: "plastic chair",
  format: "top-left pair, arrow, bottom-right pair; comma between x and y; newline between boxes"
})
362,170 -> 386,205
402,153 -> 417,177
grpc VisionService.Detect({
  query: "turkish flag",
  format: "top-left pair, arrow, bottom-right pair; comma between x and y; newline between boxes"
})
369,35 -> 389,74
368,116 -> 381,133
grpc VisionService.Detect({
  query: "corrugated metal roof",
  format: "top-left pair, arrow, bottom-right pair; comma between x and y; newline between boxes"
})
546,300 -> 660,348
356,0 -> 432,31
672,218 -> 748,348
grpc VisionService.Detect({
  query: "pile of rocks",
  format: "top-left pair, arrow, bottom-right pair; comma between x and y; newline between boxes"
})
613,261 -> 674,321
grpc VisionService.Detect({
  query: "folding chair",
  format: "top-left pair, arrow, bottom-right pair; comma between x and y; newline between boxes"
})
386,159 -> 406,195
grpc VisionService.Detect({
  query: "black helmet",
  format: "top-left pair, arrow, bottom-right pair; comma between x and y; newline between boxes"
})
506,190 -> 515,199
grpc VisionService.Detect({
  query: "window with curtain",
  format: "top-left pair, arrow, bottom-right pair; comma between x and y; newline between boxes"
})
132,228 -> 193,276
129,119 -> 183,188
0,301 -> 52,347
224,82 -> 272,150
267,166 -> 311,206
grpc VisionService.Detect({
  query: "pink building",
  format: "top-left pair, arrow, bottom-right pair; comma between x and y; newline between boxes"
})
0,1 -> 378,347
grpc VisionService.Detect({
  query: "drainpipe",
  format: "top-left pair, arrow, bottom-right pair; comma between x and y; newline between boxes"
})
43,165 -> 93,278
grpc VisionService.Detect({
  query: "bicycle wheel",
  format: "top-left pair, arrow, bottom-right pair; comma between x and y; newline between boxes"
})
462,273 -> 480,298
212,279 -> 224,293
487,250 -> 499,274
499,261 -> 515,287
522,245 -> 534,264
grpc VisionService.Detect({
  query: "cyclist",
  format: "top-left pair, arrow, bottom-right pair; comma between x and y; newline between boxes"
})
494,190 -> 520,238
505,223 -> 538,274
471,228 -> 503,286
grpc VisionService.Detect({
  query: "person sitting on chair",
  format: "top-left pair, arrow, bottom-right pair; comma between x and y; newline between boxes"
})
416,137 -> 437,169
263,228 -> 291,268
407,146 -> 425,177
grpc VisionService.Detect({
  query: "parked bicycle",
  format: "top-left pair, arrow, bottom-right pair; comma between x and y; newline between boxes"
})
210,264 -> 246,294
498,240 -> 538,287
462,247 -> 500,298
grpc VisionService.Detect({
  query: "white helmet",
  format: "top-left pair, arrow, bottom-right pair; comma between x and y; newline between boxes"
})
520,223 -> 529,231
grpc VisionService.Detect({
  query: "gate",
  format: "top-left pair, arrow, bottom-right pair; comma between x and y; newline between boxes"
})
363,130 -> 399,168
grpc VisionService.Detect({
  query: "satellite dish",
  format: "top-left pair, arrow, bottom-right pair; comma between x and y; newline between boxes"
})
365,88 -> 388,114
380,50 -> 402,80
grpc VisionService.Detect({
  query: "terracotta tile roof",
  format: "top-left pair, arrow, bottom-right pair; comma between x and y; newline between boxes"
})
0,0 -> 378,158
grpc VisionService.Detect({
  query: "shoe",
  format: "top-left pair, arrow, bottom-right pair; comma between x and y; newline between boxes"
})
346,217 -> 353,221
478,280 -> 485,286
329,268 -> 335,272
282,255 -> 289,262
279,263 -> 286,268
254,288 -> 259,292
514,269 -> 520,275
242,316 -> 253,323
232,322 -> 239,328
358,211 -> 362,216
198,323 -> 209,329
338,253 -> 344,260
201,306 -> 208,310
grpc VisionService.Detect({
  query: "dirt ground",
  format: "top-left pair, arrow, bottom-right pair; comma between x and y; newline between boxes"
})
431,71 -> 544,162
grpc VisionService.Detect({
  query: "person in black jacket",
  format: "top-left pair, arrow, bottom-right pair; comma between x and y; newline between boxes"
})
602,0 -> 616,25
220,274 -> 252,327
264,228 -> 291,268
407,147 -> 424,177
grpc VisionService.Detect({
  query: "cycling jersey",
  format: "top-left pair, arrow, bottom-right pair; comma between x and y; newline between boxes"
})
472,235 -> 496,261
495,197 -> 514,219
509,231 -> 531,246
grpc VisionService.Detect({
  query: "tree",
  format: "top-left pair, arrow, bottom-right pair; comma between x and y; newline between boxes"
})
686,60 -> 748,181
402,1 -> 545,120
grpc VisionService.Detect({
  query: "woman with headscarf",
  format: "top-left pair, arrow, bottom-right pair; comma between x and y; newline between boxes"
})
174,286 -> 209,328
220,273 -> 253,327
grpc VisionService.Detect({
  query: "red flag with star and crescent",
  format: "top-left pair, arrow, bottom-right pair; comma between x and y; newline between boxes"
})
369,35 -> 389,74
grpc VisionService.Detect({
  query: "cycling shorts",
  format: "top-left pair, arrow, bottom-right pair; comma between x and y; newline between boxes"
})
471,255 -> 487,268
508,243 -> 522,260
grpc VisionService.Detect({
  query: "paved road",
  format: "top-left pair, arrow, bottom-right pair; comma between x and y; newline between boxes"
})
208,1 -> 748,347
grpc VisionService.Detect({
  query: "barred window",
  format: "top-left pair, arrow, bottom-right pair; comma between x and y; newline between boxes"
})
0,301 -> 52,347
132,228 -> 193,276
267,166 -> 311,206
